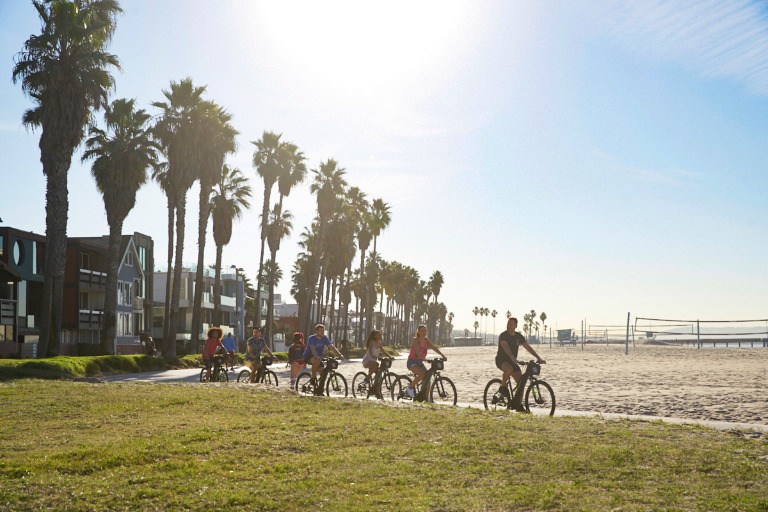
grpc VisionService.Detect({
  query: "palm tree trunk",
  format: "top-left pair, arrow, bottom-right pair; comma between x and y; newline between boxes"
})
167,197 -> 186,359
213,243 -> 223,327
38,165 -> 69,357
255,190 -> 272,328
163,198 -> 175,345
192,180 -> 213,345
101,221 -> 123,354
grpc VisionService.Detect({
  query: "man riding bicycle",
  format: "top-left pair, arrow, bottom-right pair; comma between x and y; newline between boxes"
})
496,317 -> 546,412
303,324 -> 343,384
245,326 -> 275,383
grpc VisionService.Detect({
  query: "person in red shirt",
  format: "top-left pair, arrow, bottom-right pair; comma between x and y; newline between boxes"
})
202,327 -> 226,381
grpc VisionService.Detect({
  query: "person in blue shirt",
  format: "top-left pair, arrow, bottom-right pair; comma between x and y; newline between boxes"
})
245,326 -> 275,383
303,324 -> 343,383
221,332 -> 237,371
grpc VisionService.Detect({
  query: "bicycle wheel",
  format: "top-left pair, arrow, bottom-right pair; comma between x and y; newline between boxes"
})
325,372 -> 348,398
352,372 -> 371,399
295,373 -> 314,396
199,368 -> 207,383
216,367 -> 229,382
483,378 -> 508,411
237,369 -> 251,383
262,370 -> 279,387
430,376 -> 457,406
391,376 -> 413,402
525,379 -> 556,416
381,371 -> 398,400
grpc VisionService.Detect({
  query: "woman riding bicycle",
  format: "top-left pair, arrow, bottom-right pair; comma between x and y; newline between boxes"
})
361,329 -> 391,381
496,317 -> 545,411
404,325 -> 447,399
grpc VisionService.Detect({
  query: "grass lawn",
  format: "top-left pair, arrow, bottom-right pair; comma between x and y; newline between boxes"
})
0,380 -> 766,511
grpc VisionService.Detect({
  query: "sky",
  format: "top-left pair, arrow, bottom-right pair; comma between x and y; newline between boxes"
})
1,0 -> 767,338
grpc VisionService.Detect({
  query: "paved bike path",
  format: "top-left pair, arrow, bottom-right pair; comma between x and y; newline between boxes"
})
102,361 -> 767,434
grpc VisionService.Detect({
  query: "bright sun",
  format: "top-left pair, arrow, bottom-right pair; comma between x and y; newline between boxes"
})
253,1 -> 466,89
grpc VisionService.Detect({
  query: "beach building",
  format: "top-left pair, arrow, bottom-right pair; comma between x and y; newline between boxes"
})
0,227 -> 45,357
0,226 -> 154,357
152,268 -> 248,353
63,232 -> 154,355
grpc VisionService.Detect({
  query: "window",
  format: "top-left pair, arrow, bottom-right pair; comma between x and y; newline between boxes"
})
80,252 -> 89,270
138,246 -> 147,271
0,235 -> 4,256
125,250 -> 133,267
80,292 -> 89,310
117,282 -> 132,306
13,240 -> 24,266
118,312 -> 133,336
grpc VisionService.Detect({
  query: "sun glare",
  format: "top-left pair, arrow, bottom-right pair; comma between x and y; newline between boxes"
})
253,1 -> 466,91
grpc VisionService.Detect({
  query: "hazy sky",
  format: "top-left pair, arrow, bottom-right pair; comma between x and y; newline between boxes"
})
1,0 -> 767,337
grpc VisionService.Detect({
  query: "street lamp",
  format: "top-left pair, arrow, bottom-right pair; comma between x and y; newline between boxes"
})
230,265 -> 244,344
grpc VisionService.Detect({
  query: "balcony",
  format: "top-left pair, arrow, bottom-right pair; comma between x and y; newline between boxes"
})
79,269 -> 107,290
79,310 -> 103,330
132,296 -> 144,312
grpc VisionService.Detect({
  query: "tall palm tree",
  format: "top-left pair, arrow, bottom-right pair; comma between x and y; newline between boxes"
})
152,78 -> 209,357
265,203 -> 293,346
275,142 -> 307,214
211,165 -> 251,325
251,131 -> 285,328
152,163 -> 174,344
190,102 -> 237,347
482,307 -> 490,344
491,309 -> 498,341
366,198 -> 391,331
81,98 -> 160,354
540,311 -> 548,344
12,0 -> 122,356
309,159 -> 347,326
428,270 -> 444,304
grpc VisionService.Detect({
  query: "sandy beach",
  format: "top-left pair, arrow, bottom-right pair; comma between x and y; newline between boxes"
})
339,344 -> 768,426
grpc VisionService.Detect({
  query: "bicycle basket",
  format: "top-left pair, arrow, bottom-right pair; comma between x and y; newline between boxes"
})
261,356 -> 273,366
381,358 -> 392,369
213,355 -> 226,365
327,358 -> 338,370
432,359 -> 444,371
529,362 -> 540,376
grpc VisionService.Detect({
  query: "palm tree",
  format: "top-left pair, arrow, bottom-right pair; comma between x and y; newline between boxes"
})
275,142 -> 307,214
265,203 -> 293,346
366,198 -> 391,331
81,98 -> 160,354
540,311 -> 548,344
190,102 -> 237,348
251,131 -> 285,328
482,307 -> 490,344
12,0 -> 122,356
211,165 -> 251,325
506,310 -> 512,320
309,159 -> 347,326
491,309 -> 498,344
152,163 -> 174,344
428,271 -> 444,304
152,78 -> 209,357
261,259 -> 283,348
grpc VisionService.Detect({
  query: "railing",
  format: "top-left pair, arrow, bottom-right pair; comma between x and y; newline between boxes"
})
0,299 -> 15,325
78,309 -> 103,329
79,269 -> 107,290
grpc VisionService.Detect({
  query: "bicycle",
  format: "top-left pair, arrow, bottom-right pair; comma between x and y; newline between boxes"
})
352,357 -> 399,400
391,358 -> 456,406
296,357 -> 348,397
199,355 -> 229,383
483,360 -> 556,416
236,356 -> 279,386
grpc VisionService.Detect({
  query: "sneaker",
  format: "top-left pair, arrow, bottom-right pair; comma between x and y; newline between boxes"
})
511,400 -> 528,413
406,386 -> 415,398
498,386 -> 509,397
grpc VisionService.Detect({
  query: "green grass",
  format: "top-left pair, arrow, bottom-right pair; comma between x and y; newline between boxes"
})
0,381 -> 766,511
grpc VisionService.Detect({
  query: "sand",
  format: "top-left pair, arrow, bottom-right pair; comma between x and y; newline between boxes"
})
340,344 -> 768,426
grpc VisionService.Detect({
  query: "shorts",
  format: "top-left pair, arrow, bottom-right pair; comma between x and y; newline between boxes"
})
291,359 -> 305,366
407,359 -> 426,372
495,356 -> 520,372
245,358 -> 262,371
203,357 -> 214,369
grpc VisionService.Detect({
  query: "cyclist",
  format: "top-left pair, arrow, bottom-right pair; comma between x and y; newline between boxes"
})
221,331 -> 237,371
288,331 -> 306,390
361,329 -> 391,381
404,324 -> 447,398
496,316 -> 546,411
245,326 -> 275,384
303,324 -> 343,385
202,326 -> 226,381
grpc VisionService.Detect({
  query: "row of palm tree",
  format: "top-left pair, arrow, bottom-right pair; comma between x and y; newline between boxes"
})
12,0 -> 455,357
